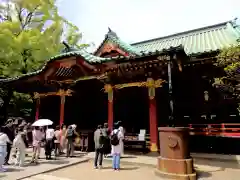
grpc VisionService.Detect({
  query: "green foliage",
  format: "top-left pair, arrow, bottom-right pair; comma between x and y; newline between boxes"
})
216,44 -> 240,74
216,43 -> 240,113
0,0 -> 89,118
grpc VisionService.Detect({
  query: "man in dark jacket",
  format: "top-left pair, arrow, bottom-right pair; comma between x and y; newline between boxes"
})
94,125 -> 105,169
4,119 -> 15,165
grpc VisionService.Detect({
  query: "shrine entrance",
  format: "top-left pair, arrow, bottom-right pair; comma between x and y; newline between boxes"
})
64,79 -> 107,130
39,96 -> 60,123
114,87 -> 149,134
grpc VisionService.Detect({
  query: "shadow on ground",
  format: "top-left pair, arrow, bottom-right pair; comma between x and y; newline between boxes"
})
102,166 -> 139,170
196,171 -> 212,179
196,167 -> 225,179
195,158 -> 240,169
6,167 -> 24,172
40,159 -> 70,165
0,175 -> 6,178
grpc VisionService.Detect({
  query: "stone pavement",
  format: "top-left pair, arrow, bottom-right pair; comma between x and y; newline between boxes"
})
0,148 -> 90,180
27,159 -> 240,180
84,152 -> 240,180
29,161 -> 160,180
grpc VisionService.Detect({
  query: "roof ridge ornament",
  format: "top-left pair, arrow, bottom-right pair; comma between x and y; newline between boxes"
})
62,41 -> 71,53
107,27 -> 118,38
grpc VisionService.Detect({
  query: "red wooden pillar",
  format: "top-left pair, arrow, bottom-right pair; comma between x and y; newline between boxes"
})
105,84 -> 114,131
60,95 -> 65,127
147,78 -> 158,152
35,98 -> 40,121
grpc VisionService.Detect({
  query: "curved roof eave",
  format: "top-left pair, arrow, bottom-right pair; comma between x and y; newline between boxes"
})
0,45 -> 185,85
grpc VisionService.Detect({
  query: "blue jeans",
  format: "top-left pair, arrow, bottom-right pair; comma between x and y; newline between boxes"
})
112,153 -> 120,169
0,145 -> 6,166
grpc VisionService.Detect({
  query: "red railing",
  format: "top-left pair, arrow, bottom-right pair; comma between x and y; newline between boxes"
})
189,123 -> 240,138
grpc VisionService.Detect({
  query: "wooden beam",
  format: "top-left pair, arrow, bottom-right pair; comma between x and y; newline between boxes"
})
105,79 -> 166,90
34,89 -> 73,98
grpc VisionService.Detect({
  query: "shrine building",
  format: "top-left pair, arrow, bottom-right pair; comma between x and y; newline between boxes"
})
0,19 -> 240,153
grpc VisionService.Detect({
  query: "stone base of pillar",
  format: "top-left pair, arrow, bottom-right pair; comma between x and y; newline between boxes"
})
147,143 -> 159,156
155,156 -> 196,180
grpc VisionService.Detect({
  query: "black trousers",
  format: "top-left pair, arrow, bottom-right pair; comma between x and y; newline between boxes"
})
4,143 -> 11,164
45,139 -> 53,157
94,148 -> 103,167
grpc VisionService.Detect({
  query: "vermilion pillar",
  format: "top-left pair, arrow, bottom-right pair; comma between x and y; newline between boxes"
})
147,78 -> 158,152
60,95 -> 65,127
105,84 -> 114,131
35,98 -> 40,121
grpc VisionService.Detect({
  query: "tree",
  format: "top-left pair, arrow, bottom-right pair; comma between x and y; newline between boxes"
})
0,0 -> 89,121
215,43 -> 240,112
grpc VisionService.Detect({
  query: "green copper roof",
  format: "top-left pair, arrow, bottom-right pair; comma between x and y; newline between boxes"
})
131,19 -> 240,56
0,48 -> 110,84
0,45 -> 183,84
94,28 -> 141,56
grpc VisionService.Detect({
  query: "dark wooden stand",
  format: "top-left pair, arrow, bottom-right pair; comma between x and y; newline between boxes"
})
155,127 -> 196,180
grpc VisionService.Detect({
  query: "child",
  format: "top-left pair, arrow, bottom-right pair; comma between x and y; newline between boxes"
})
13,129 -> 26,167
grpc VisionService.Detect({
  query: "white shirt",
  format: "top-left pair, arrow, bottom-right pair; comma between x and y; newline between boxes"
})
0,132 -> 11,146
46,128 -> 54,140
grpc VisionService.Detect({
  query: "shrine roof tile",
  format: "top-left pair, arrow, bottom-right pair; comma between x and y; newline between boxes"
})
131,19 -> 240,56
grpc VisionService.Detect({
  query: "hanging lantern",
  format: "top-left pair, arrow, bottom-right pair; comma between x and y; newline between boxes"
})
204,91 -> 209,101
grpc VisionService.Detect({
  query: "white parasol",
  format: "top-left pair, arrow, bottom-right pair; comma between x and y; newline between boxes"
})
32,119 -> 53,127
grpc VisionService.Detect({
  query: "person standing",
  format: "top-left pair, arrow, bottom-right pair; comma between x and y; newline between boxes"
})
3,119 -> 15,165
118,121 -> 125,155
60,124 -> 67,154
30,127 -> 42,164
111,123 -> 124,171
45,125 -> 54,160
12,128 -> 26,167
54,126 -> 61,158
65,125 -> 77,157
0,126 -> 12,171
94,125 -> 105,169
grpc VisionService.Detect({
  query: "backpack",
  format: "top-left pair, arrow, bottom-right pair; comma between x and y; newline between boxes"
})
99,130 -> 105,146
110,130 -> 120,146
66,129 -> 73,138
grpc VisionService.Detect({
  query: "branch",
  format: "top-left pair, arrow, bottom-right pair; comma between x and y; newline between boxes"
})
22,4 -> 41,30
15,5 -> 24,29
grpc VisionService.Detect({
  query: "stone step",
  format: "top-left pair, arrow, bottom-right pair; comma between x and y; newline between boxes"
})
24,174 -> 75,180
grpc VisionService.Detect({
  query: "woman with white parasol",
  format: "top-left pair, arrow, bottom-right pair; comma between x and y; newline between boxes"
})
31,119 -> 53,163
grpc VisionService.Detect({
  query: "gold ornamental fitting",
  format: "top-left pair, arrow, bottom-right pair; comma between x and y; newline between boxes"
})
146,78 -> 155,87
34,92 -> 40,99
104,84 -> 113,93
154,79 -> 166,87
146,78 -> 165,88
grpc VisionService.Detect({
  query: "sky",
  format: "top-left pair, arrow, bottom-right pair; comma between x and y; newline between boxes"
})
57,0 -> 240,51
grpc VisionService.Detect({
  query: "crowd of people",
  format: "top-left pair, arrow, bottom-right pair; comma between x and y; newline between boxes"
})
93,121 -> 125,171
0,117 -> 126,172
0,118 -> 79,172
